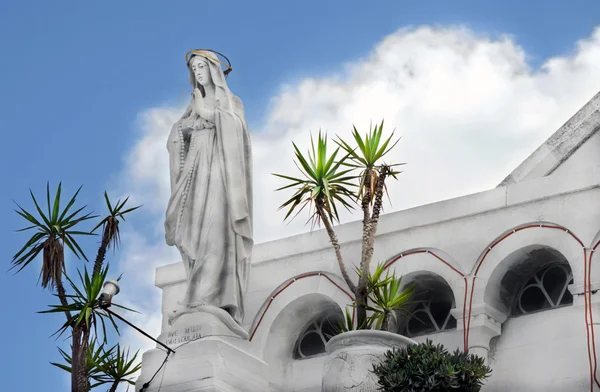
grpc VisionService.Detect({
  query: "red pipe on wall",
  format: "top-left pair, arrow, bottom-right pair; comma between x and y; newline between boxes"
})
588,240 -> 600,389
248,272 -> 355,341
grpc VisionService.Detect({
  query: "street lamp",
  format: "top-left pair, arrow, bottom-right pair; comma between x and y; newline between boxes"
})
99,279 -> 175,354
99,280 -> 120,306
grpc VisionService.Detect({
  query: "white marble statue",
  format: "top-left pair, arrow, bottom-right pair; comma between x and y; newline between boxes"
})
164,50 -> 253,333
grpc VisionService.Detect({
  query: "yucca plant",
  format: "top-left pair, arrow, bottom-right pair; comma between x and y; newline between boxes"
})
52,340 -> 141,392
356,262 -> 416,331
273,121 -> 404,328
52,267 -> 140,392
91,193 -> 139,277
273,132 -> 357,289
11,183 -> 140,392
40,265 -> 135,339
94,344 -> 142,392
12,183 -> 95,299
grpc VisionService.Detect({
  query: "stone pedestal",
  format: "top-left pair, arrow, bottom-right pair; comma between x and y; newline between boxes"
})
136,336 -> 269,392
137,310 -> 268,391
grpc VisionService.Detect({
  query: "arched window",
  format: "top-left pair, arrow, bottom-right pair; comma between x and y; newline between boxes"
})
293,314 -> 341,359
486,246 -> 574,317
512,262 -> 573,316
398,273 -> 457,338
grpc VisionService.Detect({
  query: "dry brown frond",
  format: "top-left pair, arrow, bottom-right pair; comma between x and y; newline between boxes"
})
41,236 -> 65,289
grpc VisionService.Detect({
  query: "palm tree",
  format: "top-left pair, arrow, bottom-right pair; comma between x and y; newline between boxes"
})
11,183 -> 139,392
91,193 -> 138,278
273,121 -> 403,328
12,184 -> 95,321
274,132 -> 357,289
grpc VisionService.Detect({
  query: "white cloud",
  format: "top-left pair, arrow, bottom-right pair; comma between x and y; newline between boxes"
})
122,26 -> 600,244
112,25 -> 600,374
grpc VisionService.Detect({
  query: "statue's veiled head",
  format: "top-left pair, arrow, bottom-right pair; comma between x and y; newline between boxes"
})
185,50 -> 235,110
190,56 -> 213,88
185,50 -> 232,92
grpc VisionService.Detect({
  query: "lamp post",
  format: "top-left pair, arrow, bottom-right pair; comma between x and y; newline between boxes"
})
99,280 -> 175,354
99,280 -> 120,305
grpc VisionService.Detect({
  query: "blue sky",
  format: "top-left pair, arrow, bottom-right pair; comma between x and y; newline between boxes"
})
1,1 -> 600,390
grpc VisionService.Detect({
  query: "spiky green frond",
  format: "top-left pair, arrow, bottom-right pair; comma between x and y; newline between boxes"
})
11,183 -> 97,289
51,338 -> 113,384
91,193 -> 141,251
332,306 -> 372,334
39,265 -> 136,341
357,261 -> 416,331
93,344 -> 142,387
273,131 -> 357,226
335,121 -> 405,204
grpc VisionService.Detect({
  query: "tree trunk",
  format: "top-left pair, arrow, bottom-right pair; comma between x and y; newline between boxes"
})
71,329 -> 81,392
357,171 -> 373,329
315,200 -> 356,293
365,167 -> 388,273
92,227 -> 112,279
55,271 -> 72,321
381,311 -> 389,332
381,311 -> 395,332
71,325 -> 90,392
109,380 -> 119,392
78,329 -> 90,392
355,288 -> 368,329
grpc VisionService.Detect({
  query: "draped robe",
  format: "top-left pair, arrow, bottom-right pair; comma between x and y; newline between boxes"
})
164,57 -> 253,324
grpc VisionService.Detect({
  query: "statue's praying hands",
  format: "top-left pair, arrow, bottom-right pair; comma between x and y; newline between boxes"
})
192,88 -> 215,123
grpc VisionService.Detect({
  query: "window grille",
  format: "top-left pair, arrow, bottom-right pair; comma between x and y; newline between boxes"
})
293,315 -> 341,359
404,298 -> 457,337
512,263 -> 573,316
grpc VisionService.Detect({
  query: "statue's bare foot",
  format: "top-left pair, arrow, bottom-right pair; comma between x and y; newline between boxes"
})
168,301 -> 209,325
186,300 -> 208,309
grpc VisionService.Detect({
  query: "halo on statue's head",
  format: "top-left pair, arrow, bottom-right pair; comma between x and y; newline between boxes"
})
185,49 -> 232,78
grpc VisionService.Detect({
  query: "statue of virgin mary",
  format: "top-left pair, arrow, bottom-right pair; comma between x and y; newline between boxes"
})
164,50 -> 253,330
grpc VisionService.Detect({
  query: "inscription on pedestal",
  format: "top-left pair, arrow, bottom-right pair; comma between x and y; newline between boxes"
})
162,324 -> 203,346
160,308 -> 248,346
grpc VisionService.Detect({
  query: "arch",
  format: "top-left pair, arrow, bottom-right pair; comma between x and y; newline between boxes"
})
471,222 -> 584,312
261,293 -> 344,389
383,247 -> 467,307
472,222 -> 583,279
458,222 -> 585,351
397,271 -> 458,337
483,245 -> 572,315
248,271 -> 353,358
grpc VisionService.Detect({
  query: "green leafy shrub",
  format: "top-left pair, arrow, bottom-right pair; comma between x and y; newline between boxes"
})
372,340 -> 492,392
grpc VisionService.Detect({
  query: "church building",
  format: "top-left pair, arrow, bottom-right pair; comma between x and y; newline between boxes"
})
142,91 -> 600,392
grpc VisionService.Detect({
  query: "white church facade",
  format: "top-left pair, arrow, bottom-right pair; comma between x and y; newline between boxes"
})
139,91 -> 600,392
